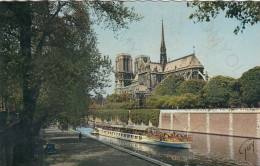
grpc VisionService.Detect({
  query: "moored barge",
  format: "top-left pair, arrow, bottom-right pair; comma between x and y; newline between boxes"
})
92,125 -> 193,149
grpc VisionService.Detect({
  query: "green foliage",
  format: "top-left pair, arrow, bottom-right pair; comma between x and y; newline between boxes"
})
238,66 -> 260,107
149,109 -> 160,127
146,95 -> 175,109
104,101 -> 138,109
105,93 -> 137,109
147,66 -> 259,109
187,2 -> 260,34
146,95 -> 166,109
130,109 -> 160,126
89,103 -> 102,109
107,94 -> 122,103
203,76 -> 238,108
90,109 -> 160,127
176,93 -> 198,109
107,93 -> 130,103
0,2 -> 141,129
88,2 -> 142,33
147,94 -> 199,109
154,74 -> 184,96
178,79 -> 206,95
90,109 -> 129,124
130,110 -> 143,125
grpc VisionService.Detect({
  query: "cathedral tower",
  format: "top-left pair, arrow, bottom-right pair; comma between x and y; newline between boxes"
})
160,20 -> 167,71
115,54 -> 133,94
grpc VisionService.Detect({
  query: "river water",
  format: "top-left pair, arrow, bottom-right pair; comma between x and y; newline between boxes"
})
77,125 -> 259,166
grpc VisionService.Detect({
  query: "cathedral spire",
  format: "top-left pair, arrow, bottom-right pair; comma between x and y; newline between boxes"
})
160,19 -> 167,71
160,19 -> 166,55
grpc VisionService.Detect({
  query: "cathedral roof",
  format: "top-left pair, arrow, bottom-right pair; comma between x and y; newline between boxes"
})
150,62 -> 163,72
164,54 -> 204,72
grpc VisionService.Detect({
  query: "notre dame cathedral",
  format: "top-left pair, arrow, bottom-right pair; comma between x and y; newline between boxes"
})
115,21 -> 209,101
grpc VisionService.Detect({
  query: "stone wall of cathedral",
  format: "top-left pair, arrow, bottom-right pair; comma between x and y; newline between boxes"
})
115,54 -> 134,93
115,53 -> 207,100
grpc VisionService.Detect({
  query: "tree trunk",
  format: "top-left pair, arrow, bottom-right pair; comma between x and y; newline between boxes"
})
10,3 -> 37,166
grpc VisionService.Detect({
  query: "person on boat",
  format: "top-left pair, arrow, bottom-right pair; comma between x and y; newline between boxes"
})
159,134 -> 163,141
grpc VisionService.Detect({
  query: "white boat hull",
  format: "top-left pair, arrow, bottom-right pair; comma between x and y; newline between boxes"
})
96,128 -> 192,149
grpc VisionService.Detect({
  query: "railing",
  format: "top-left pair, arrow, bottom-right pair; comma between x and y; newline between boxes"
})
160,108 -> 260,113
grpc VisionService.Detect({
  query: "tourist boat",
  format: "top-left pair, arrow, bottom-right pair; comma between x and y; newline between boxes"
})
92,126 -> 192,149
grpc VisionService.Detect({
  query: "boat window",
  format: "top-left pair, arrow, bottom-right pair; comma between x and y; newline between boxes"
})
139,136 -> 142,140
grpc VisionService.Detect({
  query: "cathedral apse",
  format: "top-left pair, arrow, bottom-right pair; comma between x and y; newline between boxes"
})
115,20 -> 209,101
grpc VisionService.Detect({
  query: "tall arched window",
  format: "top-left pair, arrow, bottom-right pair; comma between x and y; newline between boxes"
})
123,57 -> 125,71
126,58 -> 129,72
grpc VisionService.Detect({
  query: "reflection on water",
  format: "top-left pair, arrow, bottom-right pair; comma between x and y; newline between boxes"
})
77,125 -> 259,166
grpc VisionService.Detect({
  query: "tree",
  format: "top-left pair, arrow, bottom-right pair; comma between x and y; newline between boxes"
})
154,74 -> 184,96
176,93 -> 198,109
89,103 -> 102,109
106,93 -> 130,103
107,94 -> 122,103
178,79 -> 206,95
203,75 -> 239,108
187,2 -> 260,34
238,66 -> 260,107
0,1 -> 141,164
0,1 -> 140,126
146,95 -> 172,109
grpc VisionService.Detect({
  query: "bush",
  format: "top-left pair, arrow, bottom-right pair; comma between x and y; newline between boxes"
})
89,109 -> 160,127
130,109 -> 160,126
90,109 -> 129,124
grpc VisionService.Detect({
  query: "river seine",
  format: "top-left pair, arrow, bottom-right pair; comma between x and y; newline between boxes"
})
78,125 -> 259,166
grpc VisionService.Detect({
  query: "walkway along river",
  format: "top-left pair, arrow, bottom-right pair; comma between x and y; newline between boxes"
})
77,124 -> 260,166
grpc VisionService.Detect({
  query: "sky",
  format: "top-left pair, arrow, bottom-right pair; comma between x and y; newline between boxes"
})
93,2 -> 260,95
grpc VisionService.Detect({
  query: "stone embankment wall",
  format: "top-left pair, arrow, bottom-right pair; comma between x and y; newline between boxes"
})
159,108 -> 260,138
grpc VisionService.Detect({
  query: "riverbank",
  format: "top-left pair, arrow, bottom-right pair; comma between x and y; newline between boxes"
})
44,127 -> 158,166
